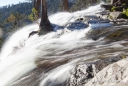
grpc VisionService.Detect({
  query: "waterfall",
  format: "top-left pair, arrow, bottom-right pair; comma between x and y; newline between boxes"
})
0,3 -> 116,86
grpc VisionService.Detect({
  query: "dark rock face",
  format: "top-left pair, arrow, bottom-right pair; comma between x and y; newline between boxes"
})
101,4 -> 113,10
122,0 -> 128,4
111,0 -> 128,6
69,56 -> 123,86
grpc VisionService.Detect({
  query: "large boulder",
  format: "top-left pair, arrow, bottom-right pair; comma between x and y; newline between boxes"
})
101,4 -> 113,10
104,27 -> 128,41
109,12 -> 122,20
111,0 -> 128,6
85,57 -> 128,86
69,56 -> 123,86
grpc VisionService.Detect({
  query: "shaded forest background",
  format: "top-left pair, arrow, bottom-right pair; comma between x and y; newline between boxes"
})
0,0 -> 110,48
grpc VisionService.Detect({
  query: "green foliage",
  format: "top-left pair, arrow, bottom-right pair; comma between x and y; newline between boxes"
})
111,6 -> 116,11
28,8 -> 38,21
4,12 -> 25,28
122,3 -> 126,6
122,8 -> 128,17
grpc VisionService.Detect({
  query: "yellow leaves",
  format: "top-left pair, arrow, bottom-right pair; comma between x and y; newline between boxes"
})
28,8 -> 38,21
5,13 -> 16,23
4,12 -> 24,24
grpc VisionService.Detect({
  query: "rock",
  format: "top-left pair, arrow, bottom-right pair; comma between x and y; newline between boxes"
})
111,0 -> 128,6
86,26 -> 112,40
75,17 -> 85,22
104,27 -> 128,41
109,12 -> 122,20
101,15 -> 109,20
110,19 -> 128,24
101,4 -> 113,10
67,21 -> 88,30
85,57 -> 128,86
69,56 -> 123,86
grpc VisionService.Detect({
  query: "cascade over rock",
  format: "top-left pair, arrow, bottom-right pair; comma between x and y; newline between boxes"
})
70,56 -> 123,86
0,3 -> 128,86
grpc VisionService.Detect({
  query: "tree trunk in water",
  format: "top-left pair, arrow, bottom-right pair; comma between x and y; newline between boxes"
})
37,0 -> 41,17
63,0 -> 69,11
39,0 -> 52,35
34,0 -> 41,18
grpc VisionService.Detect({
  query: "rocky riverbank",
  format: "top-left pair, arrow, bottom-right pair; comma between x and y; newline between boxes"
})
68,1 -> 128,86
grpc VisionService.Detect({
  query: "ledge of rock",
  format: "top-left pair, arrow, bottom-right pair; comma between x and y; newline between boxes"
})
69,56 -> 123,86
85,57 -> 128,86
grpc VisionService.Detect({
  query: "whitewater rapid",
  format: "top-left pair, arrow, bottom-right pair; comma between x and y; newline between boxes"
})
0,3 -> 114,86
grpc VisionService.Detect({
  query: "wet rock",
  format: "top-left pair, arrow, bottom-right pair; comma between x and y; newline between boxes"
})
85,57 -> 128,86
67,21 -> 88,30
111,0 -> 128,6
86,26 -> 112,40
104,27 -> 128,41
69,56 -> 123,86
101,4 -> 113,10
110,19 -> 128,24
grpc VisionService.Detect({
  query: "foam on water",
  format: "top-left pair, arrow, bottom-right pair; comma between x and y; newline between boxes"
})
0,3 -> 106,86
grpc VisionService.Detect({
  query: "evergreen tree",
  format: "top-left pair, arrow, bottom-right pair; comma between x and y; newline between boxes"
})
0,15 -> 4,28
4,12 -> 25,29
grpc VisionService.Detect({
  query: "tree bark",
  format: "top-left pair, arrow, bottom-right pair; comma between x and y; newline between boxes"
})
34,0 -> 41,18
63,0 -> 69,11
37,0 -> 41,17
34,0 -> 37,8
39,0 -> 53,35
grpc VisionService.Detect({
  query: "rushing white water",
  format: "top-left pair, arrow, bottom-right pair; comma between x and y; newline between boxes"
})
1,3 -> 126,86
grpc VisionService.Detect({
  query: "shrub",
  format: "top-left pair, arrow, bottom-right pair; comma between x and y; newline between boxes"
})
122,8 -> 128,17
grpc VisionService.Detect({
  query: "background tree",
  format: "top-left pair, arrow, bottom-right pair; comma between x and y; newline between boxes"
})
0,15 -> 4,28
4,12 -> 25,29
70,0 -> 87,11
0,15 -> 4,48
63,0 -> 69,11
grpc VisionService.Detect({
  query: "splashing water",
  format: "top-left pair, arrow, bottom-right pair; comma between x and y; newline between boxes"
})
0,3 -> 127,86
